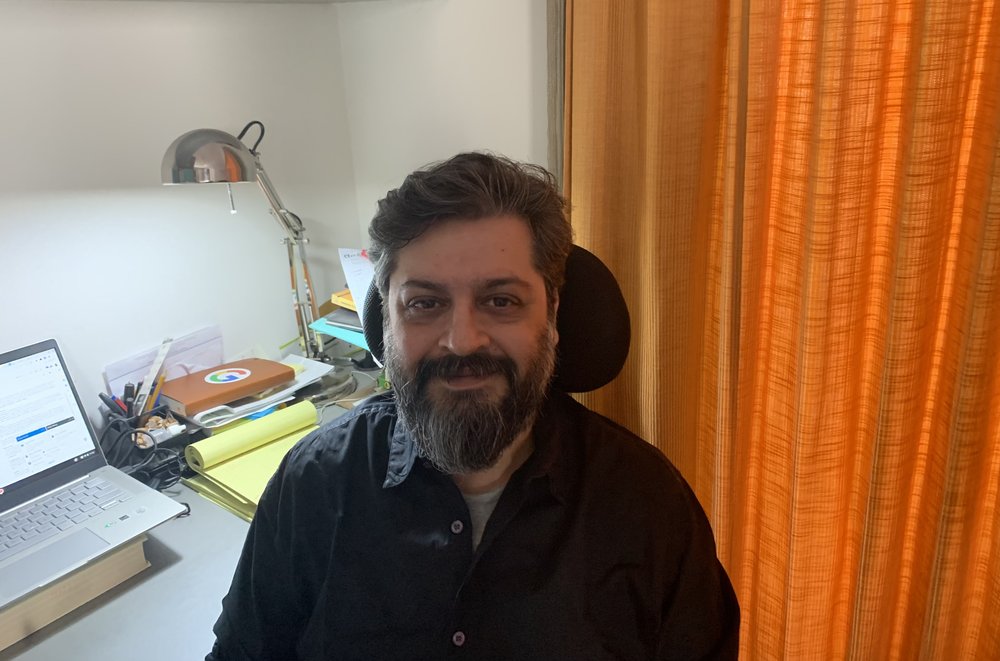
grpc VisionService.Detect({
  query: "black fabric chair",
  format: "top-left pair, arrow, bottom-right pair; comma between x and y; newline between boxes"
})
361,245 -> 630,393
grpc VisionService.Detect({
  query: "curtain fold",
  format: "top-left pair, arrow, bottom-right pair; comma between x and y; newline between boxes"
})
564,0 -> 1000,658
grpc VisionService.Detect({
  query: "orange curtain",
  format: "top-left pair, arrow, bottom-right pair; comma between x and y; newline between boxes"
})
564,1 -> 1000,658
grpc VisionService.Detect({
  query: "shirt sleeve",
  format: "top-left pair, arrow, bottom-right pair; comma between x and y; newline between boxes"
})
206,453 -> 311,661
655,491 -> 740,661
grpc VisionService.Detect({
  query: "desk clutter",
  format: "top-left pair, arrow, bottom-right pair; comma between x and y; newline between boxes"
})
98,248 -> 382,518
99,350 -> 382,520
310,288 -> 369,350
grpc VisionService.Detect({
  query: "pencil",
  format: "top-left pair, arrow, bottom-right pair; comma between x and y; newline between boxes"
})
146,373 -> 166,413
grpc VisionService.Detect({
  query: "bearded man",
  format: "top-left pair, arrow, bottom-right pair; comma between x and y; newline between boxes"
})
207,153 -> 739,661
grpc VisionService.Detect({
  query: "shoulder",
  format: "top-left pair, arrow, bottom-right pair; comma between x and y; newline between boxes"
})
284,393 -> 399,467
551,392 -> 684,483
262,394 -> 402,507
256,394 -> 402,529
547,392 -> 708,534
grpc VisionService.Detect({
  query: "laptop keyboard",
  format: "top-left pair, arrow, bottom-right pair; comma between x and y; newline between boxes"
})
0,477 -> 130,563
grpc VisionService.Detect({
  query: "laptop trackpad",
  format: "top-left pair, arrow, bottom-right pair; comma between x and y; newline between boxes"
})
0,529 -> 109,602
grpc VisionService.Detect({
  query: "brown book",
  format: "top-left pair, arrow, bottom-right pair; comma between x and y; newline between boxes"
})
0,537 -> 149,651
159,358 -> 295,416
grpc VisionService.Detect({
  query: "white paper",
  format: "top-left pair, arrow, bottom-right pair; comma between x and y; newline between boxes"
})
338,248 -> 375,325
103,326 -> 224,397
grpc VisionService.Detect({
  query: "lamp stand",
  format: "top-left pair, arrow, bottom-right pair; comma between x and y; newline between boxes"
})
254,160 -> 324,360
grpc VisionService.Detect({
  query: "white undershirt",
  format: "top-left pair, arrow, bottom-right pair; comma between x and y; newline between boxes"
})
461,485 -> 505,550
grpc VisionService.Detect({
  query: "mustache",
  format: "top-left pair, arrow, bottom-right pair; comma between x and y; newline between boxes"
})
414,352 -> 518,386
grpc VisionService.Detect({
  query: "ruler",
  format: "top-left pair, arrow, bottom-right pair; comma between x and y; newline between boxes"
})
133,338 -> 173,416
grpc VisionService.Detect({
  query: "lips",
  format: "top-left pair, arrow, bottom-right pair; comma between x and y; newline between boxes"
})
414,352 -> 518,394
441,372 -> 501,390
447,367 -> 494,378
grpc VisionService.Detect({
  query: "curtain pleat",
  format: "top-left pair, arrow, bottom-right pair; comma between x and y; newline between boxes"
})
564,0 -> 1000,658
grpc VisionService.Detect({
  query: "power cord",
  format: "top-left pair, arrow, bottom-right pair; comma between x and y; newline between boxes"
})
99,406 -> 186,491
120,430 -> 185,491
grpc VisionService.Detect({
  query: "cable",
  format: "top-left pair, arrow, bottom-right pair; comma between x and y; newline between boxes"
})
237,120 -> 265,154
123,429 -> 186,491
99,407 -> 186,491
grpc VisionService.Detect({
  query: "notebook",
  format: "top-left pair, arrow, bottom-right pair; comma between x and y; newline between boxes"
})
158,358 -> 295,417
0,339 -> 185,610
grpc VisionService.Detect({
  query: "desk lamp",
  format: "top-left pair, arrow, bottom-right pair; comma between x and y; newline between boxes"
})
161,121 -> 324,359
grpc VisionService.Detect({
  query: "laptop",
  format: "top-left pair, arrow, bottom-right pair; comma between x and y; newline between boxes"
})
0,339 -> 185,609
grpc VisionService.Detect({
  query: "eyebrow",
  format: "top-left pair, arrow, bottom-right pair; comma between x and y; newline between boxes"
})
398,276 -> 534,292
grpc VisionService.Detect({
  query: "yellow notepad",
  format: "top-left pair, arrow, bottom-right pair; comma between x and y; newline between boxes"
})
181,475 -> 256,521
184,401 -> 318,518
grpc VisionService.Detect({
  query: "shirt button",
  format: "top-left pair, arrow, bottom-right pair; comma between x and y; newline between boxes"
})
450,519 -> 464,534
452,630 -> 466,647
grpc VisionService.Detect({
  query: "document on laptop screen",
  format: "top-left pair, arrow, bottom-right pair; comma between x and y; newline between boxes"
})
0,348 -> 96,490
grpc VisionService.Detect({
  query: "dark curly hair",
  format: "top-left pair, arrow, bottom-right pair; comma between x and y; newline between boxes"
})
368,152 -> 573,308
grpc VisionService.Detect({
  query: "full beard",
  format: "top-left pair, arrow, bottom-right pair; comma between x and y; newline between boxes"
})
384,329 -> 557,475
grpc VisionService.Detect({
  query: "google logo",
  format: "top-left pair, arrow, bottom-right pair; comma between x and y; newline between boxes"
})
204,368 -> 252,384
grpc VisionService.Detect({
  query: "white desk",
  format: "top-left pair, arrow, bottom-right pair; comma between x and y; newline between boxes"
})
0,485 -> 248,661
0,401 -> 354,660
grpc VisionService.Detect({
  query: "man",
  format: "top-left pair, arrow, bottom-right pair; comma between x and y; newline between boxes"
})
207,152 -> 739,660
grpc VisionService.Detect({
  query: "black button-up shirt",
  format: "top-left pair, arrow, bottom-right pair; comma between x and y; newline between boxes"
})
208,391 -> 739,660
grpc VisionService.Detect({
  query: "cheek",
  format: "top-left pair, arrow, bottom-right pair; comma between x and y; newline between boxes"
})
495,324 -> 550,369
388,317 -> 437,369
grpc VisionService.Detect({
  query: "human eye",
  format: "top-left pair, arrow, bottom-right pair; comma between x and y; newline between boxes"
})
404,297 -> 445,317
483,295 -> 521,311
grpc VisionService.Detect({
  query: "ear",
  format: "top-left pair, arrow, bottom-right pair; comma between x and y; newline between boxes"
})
549,291 -> 560,344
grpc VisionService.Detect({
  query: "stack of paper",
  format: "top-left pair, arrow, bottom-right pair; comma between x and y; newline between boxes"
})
182,401 -> 318,520
310,249 -> 375,350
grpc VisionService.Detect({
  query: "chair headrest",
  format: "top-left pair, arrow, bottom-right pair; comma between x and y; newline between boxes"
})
361,245 -> 630,393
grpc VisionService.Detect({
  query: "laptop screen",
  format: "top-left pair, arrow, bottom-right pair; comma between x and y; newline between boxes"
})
0,344 -> 100,497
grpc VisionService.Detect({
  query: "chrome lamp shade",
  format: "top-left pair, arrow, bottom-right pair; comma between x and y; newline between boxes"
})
162,129 -> 257,185
161,123 -> 324,359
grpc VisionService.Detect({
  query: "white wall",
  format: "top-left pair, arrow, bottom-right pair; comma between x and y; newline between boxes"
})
334,0 -> 549,237
0,0 -> 360,425
0,0 -> 549,428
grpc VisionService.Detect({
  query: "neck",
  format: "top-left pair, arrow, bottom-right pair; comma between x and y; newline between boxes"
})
452,428 -> 534,495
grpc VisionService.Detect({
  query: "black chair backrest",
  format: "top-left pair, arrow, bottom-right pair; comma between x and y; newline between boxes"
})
361,245 -> 630,393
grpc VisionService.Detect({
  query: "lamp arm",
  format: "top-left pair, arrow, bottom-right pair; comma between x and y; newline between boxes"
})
253,158 -> 324,358
253,159 -> 305,240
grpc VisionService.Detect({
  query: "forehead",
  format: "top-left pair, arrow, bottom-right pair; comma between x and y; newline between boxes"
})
390,215 -> 543,290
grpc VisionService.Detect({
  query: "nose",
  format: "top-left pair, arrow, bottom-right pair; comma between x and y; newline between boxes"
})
440,303 -> 490,356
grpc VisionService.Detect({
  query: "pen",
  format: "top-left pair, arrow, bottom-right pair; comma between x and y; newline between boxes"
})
111,396 -> 129,413
123,382 -> 136,417
98,392 -> 125,415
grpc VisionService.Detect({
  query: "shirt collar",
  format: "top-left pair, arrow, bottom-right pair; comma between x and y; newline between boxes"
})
518,392 -> 570,503
381,391 -> 572,503
382,416 -> 419,488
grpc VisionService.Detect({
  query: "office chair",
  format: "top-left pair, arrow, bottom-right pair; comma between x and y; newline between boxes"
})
361,245 -> 630,393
